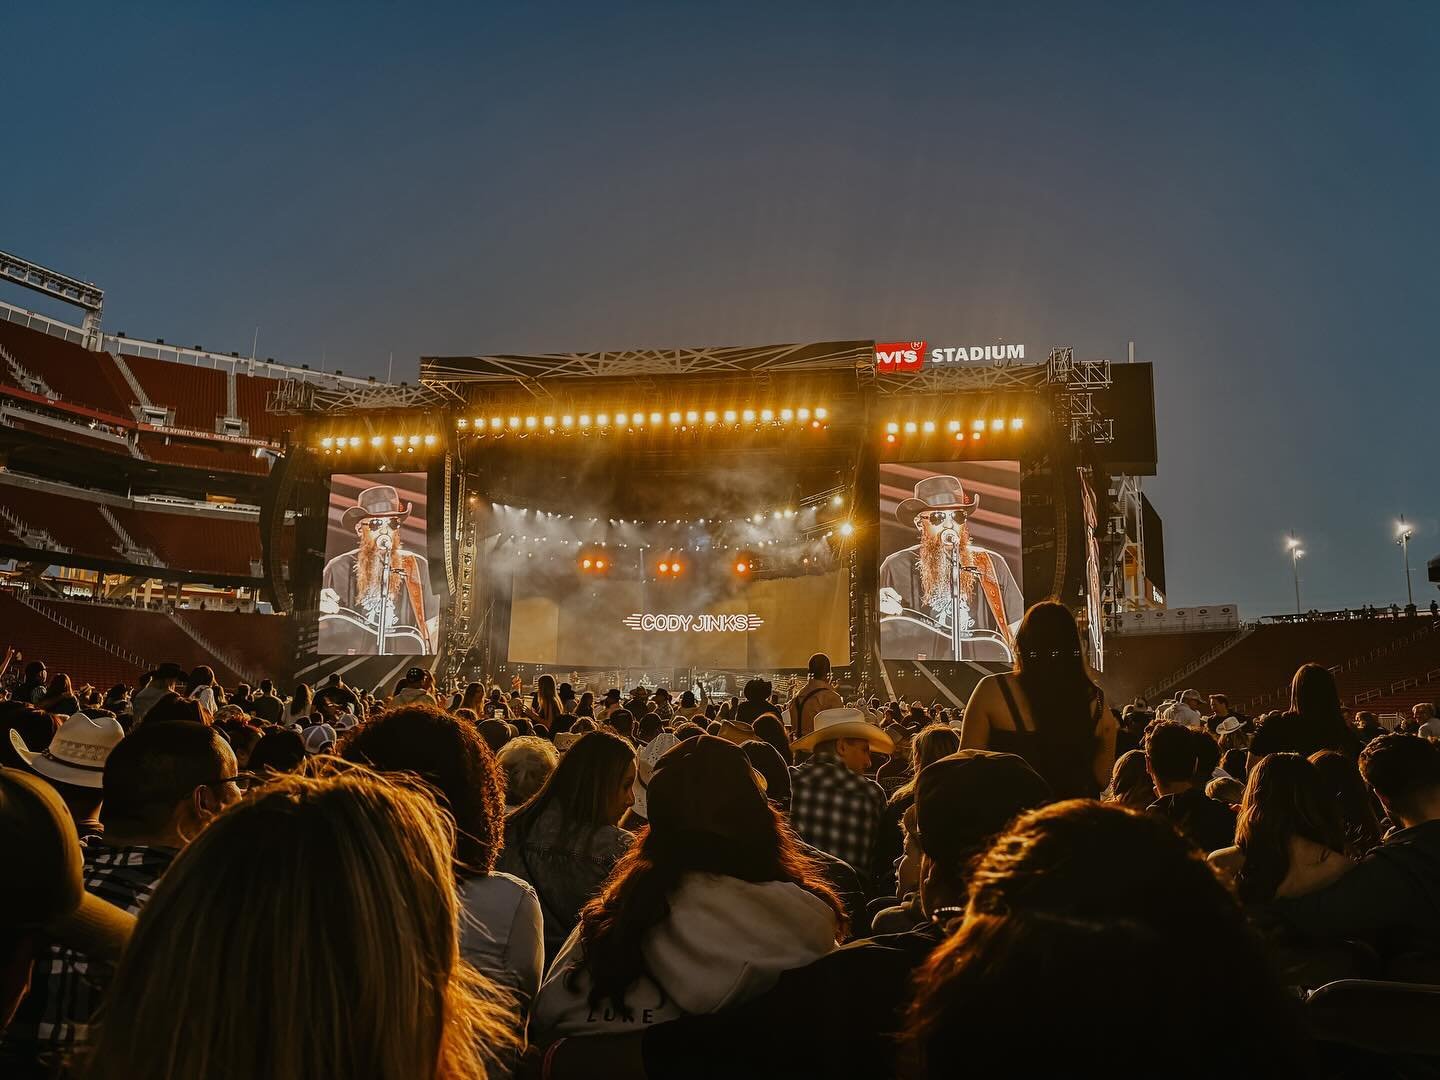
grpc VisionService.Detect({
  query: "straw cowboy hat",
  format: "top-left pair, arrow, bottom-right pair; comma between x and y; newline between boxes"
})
896,475 -> 979,524
791,707 -> 895,754
10,712 -> 125,789
341,485 -> 412,532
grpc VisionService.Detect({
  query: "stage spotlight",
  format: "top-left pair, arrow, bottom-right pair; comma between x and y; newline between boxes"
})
349,436 -> 361,448
724,409 -> 738,423
391,435 -> 404,447
886,433 -> 897,444
543,415 -> 555,428
752,513 -> 764,523
990,418 -> 1004,432
562,415 -> 574,428
922,420 -> 935,433
408,435 -> 421,446
370,436 -> 383,447
658,561 -> 670,574
321,437 -> 333,449
797,407 -> 811,421
650,411 -> 662,425
1010,417 -> 1024,430
972,420 -> 985,432
886,422 -> 899,434
735,559 -> 750,575
579,414 -> 591,428
686,410 -> 699,423
954,431 -> 965,441
581,557 -> 592,569
616,412 -> 629,426
597,413 -> 610,427
815,407 -> 828,420
456,419 -> 468,430
669,411 -> 682,424
760,408 -> 773,422
947,420 -> 961,432
704,410 -> 718,424
490,417 -> 503,430
742,408 -> 756,423
424,434 -> 437,446
839,521 -> 855,537
904,421 -> 917,434
831,494 -> 844,507
780,408 -> 794,422
509,417 -> 521,429
595,558 -> 606,570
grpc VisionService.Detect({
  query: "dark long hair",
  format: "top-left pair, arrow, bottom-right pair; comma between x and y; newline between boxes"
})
507,730 -> 633,845
574,805 -> 844,1019
904,801 -> 1305,1076
534,674 -> 562,726
1307,750 -> 1382,858
751,713 -> 792,766
889,724 -> 961,807
1012,601 -> 1101,737
1289,664 -> 1354,754
1234,753 -> 1347,904
340,704 -> 505,875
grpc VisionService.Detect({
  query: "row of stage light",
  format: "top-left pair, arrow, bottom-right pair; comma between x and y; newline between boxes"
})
312,414 -> 1027,453
457,406 -> 830,434
575,551 -> 829,576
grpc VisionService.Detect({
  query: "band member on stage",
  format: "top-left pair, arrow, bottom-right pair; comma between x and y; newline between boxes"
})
319,485 -> 438,655
879,475 -> 1023,661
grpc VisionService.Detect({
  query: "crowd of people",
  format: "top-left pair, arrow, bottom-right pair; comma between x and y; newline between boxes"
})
2,598 -> 1439,1077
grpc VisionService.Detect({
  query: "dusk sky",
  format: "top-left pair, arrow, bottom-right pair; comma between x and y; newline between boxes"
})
5,4 -> 1436,617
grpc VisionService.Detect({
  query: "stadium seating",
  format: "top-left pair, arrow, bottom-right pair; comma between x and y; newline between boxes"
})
0,592 -> 144,690
233,370 -> 286,441
1100,629 -> 1237,704
110,506 -> 262,577
122,353 -> 229,432
171,607 -> 290,680
0,319 -> 134,417
134,433 -> 268,475
0,485 -> 114,555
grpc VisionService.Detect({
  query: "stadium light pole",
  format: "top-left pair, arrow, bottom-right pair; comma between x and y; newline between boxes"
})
1397,516 -> 1414,608
1286,534 -> 1304,615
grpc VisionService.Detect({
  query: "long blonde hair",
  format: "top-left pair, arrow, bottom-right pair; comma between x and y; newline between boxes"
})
85,764 -> 514,1079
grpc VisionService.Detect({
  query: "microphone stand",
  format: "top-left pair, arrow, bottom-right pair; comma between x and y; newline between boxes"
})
943,529 -> 962,661
377,534 -> 393,656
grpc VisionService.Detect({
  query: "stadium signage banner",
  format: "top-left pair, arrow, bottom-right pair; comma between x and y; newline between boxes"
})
875,340 -> 1026,371
623,613 -> 765,633
137,422 -> 275,448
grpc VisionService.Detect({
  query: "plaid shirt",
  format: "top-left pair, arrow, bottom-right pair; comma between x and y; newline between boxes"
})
789,754 -> 886,882
1,841 -> 175,1070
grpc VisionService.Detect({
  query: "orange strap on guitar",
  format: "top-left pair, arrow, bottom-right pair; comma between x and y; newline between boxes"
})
973,551 -> 1018,657
400,554 -> 431,653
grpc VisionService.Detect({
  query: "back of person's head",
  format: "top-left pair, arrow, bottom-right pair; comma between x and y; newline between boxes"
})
1104,748 -> 1156,809
672,722 -> 704,742
807,653 -> 832,680
258,679 -> 273,695
537,673 -> 557,700
247,730 -> 306,776
750,713 -> 792,766
1308,749 -> 1382,856
512,730 -> 634,836
679,690 -> 697,709
578,736 -> 842,1020
892,724 -> 961,804
497,736 -> 559,807
1013,601 -> 1097,734
1359,734 -> 1440,824
1289,662 -> 1347,741
741,739 -> 792,808
84,766 -> 514,1079
904,801 -> 1304,1076
635,712 -> 664,743
1235,753 -> 1346,904
186,666 -> 215,695
341,705 -> 504,875
142,692 -> 206,727
1143,721 -> 1199,786
100,721 -> 235,842
1190,727 -> 1221,783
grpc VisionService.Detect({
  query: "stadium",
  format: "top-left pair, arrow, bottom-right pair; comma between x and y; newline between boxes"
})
1,247 -> 1436,718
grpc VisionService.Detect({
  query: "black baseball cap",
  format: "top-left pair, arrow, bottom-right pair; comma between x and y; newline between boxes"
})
915,750 -> 1052,868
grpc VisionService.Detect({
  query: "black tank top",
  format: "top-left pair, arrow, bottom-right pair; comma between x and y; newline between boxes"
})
986,676 -> 1103,800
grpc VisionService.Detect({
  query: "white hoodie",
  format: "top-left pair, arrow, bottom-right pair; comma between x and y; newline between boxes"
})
532,871 -> 837,1039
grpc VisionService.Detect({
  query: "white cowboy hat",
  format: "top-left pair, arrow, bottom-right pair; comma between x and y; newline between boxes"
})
10,712 -> 125,789
631,732 -> 680,818
1215,717 -> 1244,737
791,707 -> 895,754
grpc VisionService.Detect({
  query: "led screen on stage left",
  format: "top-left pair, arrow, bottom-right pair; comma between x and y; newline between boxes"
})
318,472 -> 440,656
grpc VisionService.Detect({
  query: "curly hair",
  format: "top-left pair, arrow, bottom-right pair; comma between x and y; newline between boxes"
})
340,703 -> 505,875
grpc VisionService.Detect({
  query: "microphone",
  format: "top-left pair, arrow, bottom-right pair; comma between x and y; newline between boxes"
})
940,527 -> 960,547
377,534 -> 393,552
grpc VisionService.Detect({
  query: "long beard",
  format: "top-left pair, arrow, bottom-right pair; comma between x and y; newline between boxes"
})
355,533 -> 404,607
918,524 -> 977,608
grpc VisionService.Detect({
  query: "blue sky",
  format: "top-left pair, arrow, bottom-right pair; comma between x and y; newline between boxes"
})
3,3 -> 1436,615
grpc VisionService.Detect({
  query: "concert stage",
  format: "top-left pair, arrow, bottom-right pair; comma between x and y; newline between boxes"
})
261,340 -> 1156,705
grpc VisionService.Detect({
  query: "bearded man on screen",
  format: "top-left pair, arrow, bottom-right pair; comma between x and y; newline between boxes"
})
879,476 -> 1022,661
319,485 -> 437,655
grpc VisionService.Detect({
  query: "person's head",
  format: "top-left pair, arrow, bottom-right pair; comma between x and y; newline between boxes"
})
475,717 -> 512,755
1012,601 -> 1098,735
1234,753 -> 1347,904
1413,702 -> 1437,725
258,679 -> 274,696
807,653 -> 832,682
101,722 -> 240,846
537,673 -> 558,702
496,736 -> 559,808
903,801 -> 1304,1076
1191,726 -> 1221,782
246,730 -> 307,776
740,739 -> 793,810
22,660 -> 45,685
820,737 -> 873,775
892,724 -> 961,804
186,666 -> 216,695
512,730 -> 636,835
679,690 -> 697,710
459,682 -> 486,712
84,766 -> 514,1080
1104,749 -> 1156,810
672,722 -> 704,742
1208,693 -> 1230,717
1181,689 -> 1204,712
742,678 -> 771,704
152,663 -> 185,691
341,705 -> 505,876
41,673 -> 74,703
289,684 -> 313,715
1143,721 -> 1203,793
142,692 -> 207,727
1205,776 -> 1245,806
1289,663 -> 1345,732
751,713 -> 792,766
576,690 -> 594,717
577,736 -> 843,1020
1359,734 -> 1440,829
635,712 -> 664,743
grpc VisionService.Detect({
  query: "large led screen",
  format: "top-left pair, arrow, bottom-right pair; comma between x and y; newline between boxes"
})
318,472 -> 440,656
879,460 -> 1023,662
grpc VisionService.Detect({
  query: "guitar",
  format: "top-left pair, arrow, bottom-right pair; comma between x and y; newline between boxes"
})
880,607 -> 1014,663
318,610 -> 431,656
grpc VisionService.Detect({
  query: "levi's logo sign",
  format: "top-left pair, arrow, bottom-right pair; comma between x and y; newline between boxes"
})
875,341 -> 926,369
